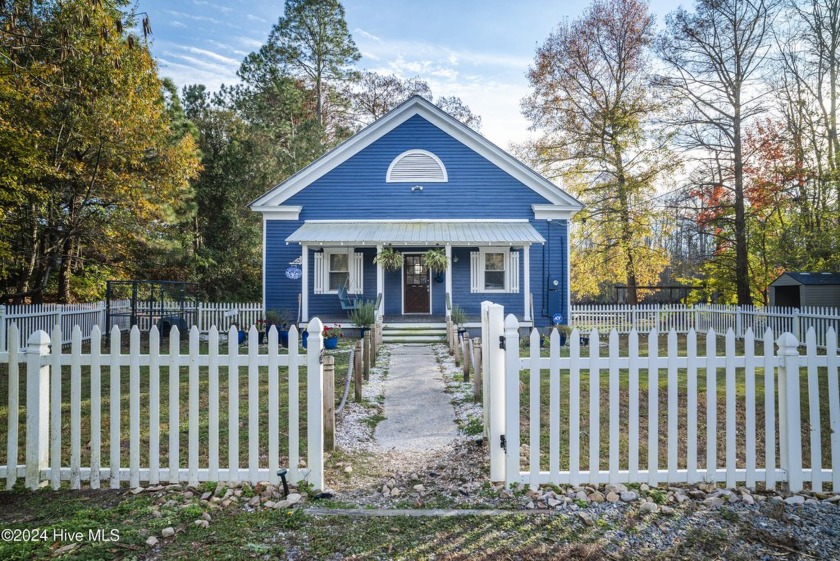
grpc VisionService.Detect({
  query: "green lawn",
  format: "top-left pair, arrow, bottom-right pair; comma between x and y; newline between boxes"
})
0,336 -> 355,484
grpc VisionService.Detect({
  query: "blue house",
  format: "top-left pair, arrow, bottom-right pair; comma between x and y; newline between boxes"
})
250,96 -> 583,330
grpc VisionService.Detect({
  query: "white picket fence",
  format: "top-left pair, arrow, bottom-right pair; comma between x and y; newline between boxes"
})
0,301 -> 264,352
482,301 -> 840,493
0,320 -> 326,491
571,303 -> 840,348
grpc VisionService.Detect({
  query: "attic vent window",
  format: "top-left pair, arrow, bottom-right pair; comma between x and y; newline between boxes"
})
386,149 -> 448,183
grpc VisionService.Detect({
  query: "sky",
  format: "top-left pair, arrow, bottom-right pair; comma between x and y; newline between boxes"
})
137,0 -> 687,149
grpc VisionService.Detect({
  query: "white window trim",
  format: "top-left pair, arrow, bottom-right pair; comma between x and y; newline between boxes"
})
386,149 -> 448,183
472,247 -> 508,294
322,248 -> 353,294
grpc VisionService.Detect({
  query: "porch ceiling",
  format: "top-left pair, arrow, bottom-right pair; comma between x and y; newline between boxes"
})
286,220 -> 545,246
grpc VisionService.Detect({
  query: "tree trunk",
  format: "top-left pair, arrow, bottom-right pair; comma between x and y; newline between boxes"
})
733,104 -> 752,306
57,236 -> 73,304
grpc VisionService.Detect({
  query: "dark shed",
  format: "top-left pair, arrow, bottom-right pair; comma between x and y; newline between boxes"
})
769,272 -> 840,308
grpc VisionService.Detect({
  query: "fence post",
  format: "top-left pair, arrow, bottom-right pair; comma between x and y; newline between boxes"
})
447,318 -> 454,355
306,318 -> 324,490
461,331 -> 470,381
363,331 -> 371,381
792,309 -> 800,341
197,302 -> 204,332
25,330 -> 51,490
323,355 -> 335,452
776,332 -> 803,493
473,337 -> 482,402
354,340 -> 363,403
736,306 -> 743,338
487,303 -> 506,482
0,304 -> 6,352
503,314 -> 521,488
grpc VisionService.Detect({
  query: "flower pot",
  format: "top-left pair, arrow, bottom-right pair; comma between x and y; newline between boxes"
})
278,329 -> 290,348
237,330 -> 247,345
259,331 -> 266,345
435,271 -> 444,283
559,333 -> 567,347
302,330 -> 309,349
358,327 -> 369,339
324,336 -> 339,350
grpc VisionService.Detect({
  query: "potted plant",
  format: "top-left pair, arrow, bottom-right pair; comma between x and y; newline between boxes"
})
264,309 -> 294,347
373,247 -> 404,271
322,324 -> 343,350
557,324 -> 571,347
348,299 -> 376,338
450,304 -> 468,337
423,248 -> 449,282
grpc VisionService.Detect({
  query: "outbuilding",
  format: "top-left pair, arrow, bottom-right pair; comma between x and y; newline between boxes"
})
769,272 -> 840,308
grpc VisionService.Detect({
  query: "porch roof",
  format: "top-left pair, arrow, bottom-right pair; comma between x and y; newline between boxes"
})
286,220 -> 545,246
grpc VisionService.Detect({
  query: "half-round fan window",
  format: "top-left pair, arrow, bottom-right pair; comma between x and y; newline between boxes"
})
386,149 -> 448,182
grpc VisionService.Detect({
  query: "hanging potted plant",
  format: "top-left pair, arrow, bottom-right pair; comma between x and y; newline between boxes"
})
373,247 -> 404,271
423,248 -> 449,283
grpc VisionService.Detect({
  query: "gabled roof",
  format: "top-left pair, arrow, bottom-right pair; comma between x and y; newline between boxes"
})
250,96 -> 583,211
773,272 -> 840,286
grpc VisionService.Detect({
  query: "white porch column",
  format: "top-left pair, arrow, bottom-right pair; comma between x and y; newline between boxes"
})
445,243 -> 453,318
376,245 -> 384,320
301,244 -> 309,323
523,244 -> 531,322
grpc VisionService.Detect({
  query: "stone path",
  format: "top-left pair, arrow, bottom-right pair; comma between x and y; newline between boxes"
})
374,344 -> 458,453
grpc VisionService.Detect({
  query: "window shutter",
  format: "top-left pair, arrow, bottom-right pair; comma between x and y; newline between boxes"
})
351,252 -> 364,294
509,251 -> 520,293
314,253 -> 324,294
470,251 -> 481,293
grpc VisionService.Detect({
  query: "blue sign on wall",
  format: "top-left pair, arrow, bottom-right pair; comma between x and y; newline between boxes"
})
552,313 -> 564,325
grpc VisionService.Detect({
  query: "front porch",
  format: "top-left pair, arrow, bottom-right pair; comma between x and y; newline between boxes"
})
285,220 -> 544,327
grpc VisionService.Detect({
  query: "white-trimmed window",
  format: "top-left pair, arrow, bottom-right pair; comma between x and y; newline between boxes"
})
386,149 -> 448,182
470,248 -> 520,293
314,249 -> 364,294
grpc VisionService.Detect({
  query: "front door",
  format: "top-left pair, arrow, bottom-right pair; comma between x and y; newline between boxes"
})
403,254 -> 430,314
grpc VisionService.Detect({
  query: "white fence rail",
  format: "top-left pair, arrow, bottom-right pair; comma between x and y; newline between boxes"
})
0,320 -> 326,491
0,301 -> 264,351
482,302 -> 840,493
571,304 -> 840,348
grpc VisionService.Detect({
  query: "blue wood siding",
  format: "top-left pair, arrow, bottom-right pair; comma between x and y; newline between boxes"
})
284,115 -> 552,219
263,114 -> 571,327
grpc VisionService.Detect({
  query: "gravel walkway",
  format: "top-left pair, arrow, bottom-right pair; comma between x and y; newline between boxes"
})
374,344 -> 458,453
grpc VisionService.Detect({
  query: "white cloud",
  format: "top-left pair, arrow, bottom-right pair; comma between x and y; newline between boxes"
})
354,28 -> 382,43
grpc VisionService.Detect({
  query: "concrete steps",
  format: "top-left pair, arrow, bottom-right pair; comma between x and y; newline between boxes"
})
382,323 -> 446,344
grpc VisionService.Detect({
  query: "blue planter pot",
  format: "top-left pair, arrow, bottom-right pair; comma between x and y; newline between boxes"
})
278,330 -> 290,348
324,337 -> 339,350
237,330 -> 247,345
302,330 -> 309,349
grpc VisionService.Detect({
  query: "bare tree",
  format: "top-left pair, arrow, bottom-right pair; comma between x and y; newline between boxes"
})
657,0 -> 779,306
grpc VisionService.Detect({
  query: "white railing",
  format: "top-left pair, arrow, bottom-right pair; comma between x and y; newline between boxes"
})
1,301 -> 264,351
482,302 -> 840,493
571,303 -> 840,348
1,320 -> 326,491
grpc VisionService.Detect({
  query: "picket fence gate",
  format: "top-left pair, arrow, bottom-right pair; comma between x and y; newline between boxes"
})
482,302 -> 840,493
1,320 -> 326,491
